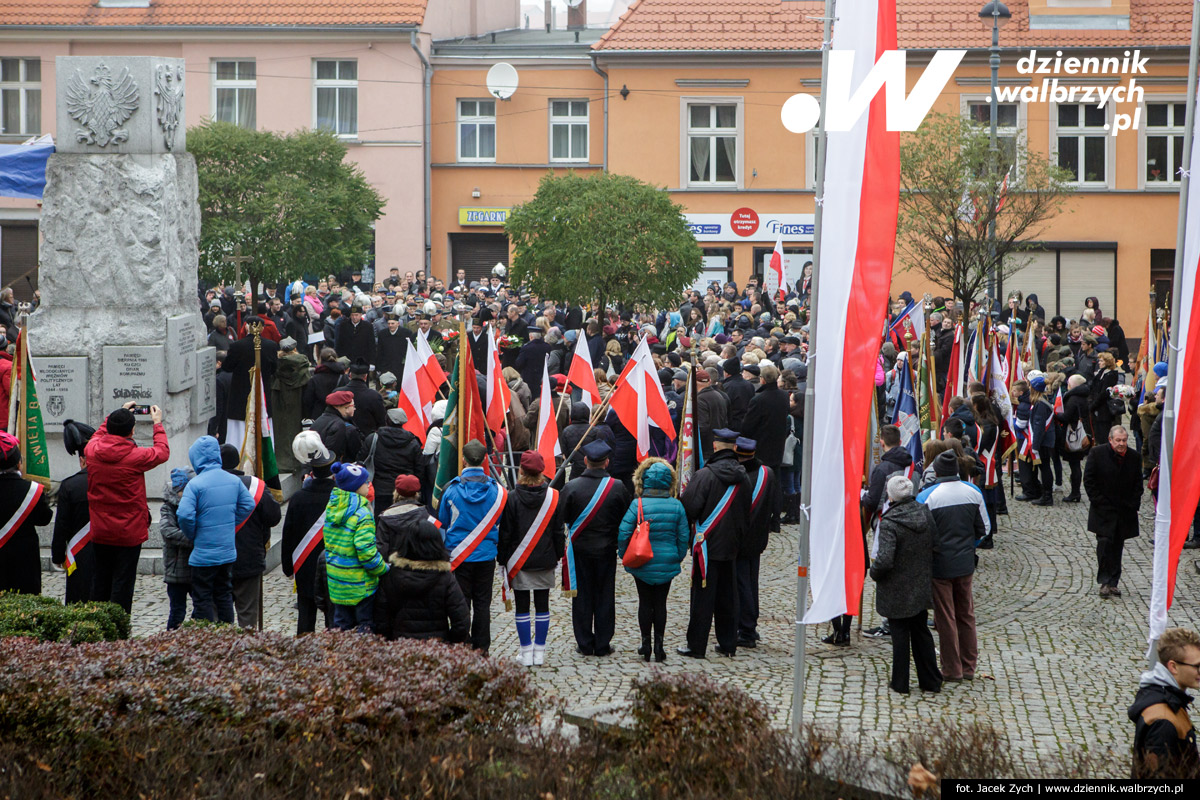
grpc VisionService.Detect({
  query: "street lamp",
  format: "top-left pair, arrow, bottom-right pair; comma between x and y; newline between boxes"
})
979,1 -> 1011,305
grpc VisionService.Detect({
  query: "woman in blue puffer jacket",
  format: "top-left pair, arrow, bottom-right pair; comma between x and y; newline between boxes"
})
617,458 -> 690,663
178,436 -> 256,623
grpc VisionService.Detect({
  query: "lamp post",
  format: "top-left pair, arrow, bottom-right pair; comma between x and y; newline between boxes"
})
979,1 -> 1011,304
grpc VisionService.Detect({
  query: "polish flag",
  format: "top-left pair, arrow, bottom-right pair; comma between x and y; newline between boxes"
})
567,334 -> 601,408
415,331 -> 446,416
1149,93 -> 1200,647
536,357 -> 561,468
803,0 -> 901,625
485,325 -> 511,434
609,336 -> 676,460
396,339 -> 428,444
765,236 -> 786,301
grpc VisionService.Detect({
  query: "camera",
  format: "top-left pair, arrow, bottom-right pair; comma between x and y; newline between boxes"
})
131,405 -> 151,415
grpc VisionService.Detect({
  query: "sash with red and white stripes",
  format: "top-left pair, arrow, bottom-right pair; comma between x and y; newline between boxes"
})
976,424 -> 999,486
749,467 -> 768,512
0,481 -> 43,551
506,488 -> 559,581
65,521 -> 91,576
448,487 -> 507,570
291,516 -> 324,575
237,476 -> 265,532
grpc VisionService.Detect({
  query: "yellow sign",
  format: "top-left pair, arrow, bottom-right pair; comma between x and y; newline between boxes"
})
459,207 -> 509,226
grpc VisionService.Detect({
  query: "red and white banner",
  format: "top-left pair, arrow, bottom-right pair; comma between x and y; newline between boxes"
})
567,333 -> 601,408
803,0 -> 900,624
236,476 -> 265,531
65,521 -> 91,576
397,339 -> 429,445
485,326 -> 512,434
416,331 -> 447,399
0,481 -> 43,551
608,337 -> 676,460
291,517 -> 324,575
764,236 -> 786,301
1149,90 -> 1200,645
536,358 -> 561,468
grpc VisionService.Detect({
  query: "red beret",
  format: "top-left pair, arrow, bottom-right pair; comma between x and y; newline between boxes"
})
393,474 -> 421,496
325,390 -> 354,406
520,450 -> 545,474
551,374 -> 568,389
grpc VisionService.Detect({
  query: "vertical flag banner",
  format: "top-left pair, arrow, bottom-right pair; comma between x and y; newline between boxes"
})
676,363 -> 701,494
432,353 -> 461,509
536,357 -> 561,468
485,326 -> 512,434
890,354 -> 924,474
567,333 -> 602,408
608,337 -> 676,459
804,0 -> 901,624
397,339 -> 429,445
1150,74 -> 1200,644
765,235 -> 786,301
7,329 -> 50,486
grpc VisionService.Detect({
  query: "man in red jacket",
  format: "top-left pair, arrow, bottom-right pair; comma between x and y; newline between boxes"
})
85,402 -> 171,613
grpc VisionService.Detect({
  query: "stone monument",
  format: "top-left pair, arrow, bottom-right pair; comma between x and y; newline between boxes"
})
31,56 -> 208,490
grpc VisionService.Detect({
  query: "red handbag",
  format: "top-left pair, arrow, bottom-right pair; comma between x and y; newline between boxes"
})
622,499 -> 655,568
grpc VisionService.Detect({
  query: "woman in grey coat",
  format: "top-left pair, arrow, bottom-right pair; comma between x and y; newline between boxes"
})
870,475 -> 942,695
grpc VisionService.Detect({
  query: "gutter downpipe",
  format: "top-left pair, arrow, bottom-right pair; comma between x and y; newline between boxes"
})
590,53 -> 609,171
411,29 -> 433,274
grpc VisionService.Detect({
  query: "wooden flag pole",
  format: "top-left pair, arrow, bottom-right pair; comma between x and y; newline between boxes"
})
458,319 -> 467,476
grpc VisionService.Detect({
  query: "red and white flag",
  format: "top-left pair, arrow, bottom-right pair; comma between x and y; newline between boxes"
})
1149,89 -> 1200,646
535,357 -> 561,468
416,331 -> 447,398
804,0 -> 900,625
485,325 -> 511,434
397,339 -> 428,445
764,236 -> 786,301
567,333 -> 601,408
608,337 -> 676,460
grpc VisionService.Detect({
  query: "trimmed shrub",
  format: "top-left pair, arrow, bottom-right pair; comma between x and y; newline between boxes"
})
0,592 -> 128,642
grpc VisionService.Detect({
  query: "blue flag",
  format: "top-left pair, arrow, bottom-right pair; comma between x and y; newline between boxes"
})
890,355 -> 924,475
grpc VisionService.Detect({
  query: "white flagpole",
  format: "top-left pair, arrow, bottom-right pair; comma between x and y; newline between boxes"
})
1149,0 -> 1200,666
792,0 -> 836,740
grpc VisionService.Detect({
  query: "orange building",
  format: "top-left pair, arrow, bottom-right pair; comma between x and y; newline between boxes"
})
431,0 -> 1191,332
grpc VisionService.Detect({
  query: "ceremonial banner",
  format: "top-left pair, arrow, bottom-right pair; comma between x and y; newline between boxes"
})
804,0 -> 901,624
7,329 -> 50,487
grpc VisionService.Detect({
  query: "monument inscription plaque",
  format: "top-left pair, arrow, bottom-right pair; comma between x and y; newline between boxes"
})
166,314 -> 204,392
102,346 -> 166,420
29,357 -> 88,431
191,346 -> 217,425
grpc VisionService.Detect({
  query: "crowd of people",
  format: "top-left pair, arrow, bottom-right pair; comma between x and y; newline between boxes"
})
0,267 -> 1195,775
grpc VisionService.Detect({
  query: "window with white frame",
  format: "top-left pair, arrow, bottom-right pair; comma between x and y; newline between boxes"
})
1144,101 -> 1186,185
687,103 -> 738,185
1055,103 -> 1107,185
0,58 -> 40,136
458,99 -> 496,162
213,60 -> 256,129
314,60 -> 357,137
965,101 -> 1019,175
549,99 -> 588,161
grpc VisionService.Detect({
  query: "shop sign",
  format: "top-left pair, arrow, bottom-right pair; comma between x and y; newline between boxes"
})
459,207 -> 510,226
684,211 -> 814,243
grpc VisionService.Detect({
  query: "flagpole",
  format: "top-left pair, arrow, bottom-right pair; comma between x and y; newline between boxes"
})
458,319 -> 467,476
1151,0 -> 1200,667
792,0 -> 835,741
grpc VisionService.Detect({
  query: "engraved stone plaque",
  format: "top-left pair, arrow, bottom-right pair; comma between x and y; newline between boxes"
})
102,346 -> 166,420
191,346 -> 217,425
55,56 -> 186,155
29,356 -> 88,432
166,313 -> 204,393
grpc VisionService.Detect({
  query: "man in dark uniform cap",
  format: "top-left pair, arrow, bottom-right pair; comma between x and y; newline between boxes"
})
559,441 -> 631,656
51,420 -> 97,604
678,427 -> 751,658
733,436 -> 780,648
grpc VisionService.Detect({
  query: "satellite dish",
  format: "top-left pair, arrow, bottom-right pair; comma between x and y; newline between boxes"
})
486,62 -> 519,100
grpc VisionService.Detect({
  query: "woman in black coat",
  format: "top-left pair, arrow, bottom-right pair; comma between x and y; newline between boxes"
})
374,518 -> 469,643
870,475 -> 941,695
1059,374 -> 1091,503
1088,351 -> 1123,444
50,420 -> 96,604
498,453 -> 565,667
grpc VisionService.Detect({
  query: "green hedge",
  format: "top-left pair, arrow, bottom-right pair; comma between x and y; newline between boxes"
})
0,593 -> 129,643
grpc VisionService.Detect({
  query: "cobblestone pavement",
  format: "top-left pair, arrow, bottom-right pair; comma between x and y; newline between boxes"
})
42,485 -> 1198,774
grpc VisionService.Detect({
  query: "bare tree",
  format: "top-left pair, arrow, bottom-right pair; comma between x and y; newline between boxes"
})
897,113 -> 1074,311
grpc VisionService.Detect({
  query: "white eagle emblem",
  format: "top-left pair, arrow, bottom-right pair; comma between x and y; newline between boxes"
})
154,64 -> 184,151
65,62 -> 139,147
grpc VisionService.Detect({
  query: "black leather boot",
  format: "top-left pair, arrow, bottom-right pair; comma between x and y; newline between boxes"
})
638,635 -> 651,662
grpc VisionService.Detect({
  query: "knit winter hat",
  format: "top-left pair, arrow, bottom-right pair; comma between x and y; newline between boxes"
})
0,431 -> 20,469
933,450 -> 959,478
332,462 -> 370,493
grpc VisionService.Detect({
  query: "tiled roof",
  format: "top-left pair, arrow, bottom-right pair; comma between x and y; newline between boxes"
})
592,0 -> 1192,52
0,0 -> 427,28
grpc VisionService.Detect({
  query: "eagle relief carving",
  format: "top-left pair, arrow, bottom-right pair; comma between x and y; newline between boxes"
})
65,62 -> 139,147
154,64 -> 184,151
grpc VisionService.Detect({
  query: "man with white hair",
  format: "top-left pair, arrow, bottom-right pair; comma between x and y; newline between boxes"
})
871,474 -> 940,694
